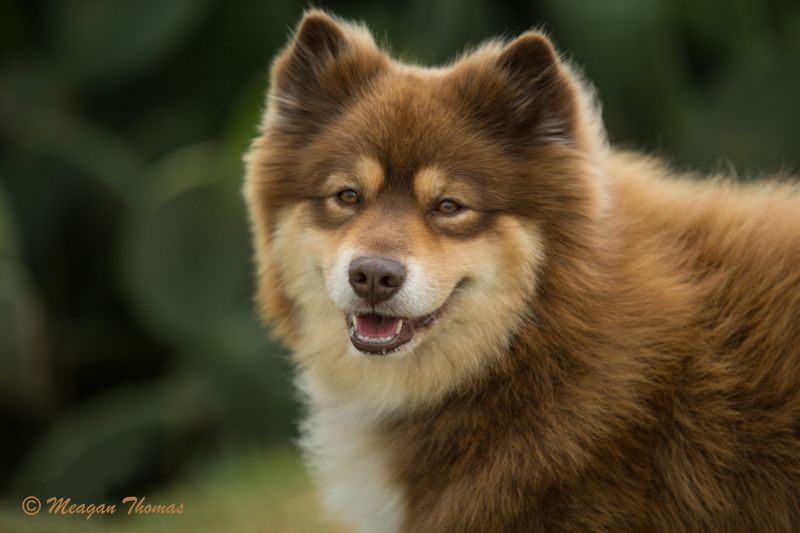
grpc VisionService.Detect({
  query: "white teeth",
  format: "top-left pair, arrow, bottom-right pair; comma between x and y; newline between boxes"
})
348,315 -> 406,345
355,333 -> 396,344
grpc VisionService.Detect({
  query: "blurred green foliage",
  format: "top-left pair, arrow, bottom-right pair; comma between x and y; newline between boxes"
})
0,0 -> 798,527
0,447 -> 340,533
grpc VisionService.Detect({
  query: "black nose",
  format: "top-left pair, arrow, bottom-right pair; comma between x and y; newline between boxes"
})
348,256 -> 406,305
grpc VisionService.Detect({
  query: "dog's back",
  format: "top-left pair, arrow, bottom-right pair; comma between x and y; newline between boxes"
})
380,152 -> 800,532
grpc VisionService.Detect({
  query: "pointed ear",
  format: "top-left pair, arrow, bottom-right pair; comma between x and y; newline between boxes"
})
278,11 -> 348,90
497,32 -> 558,81
455,32 -> 581,147
497,32 -> 579,144
267,10 -> 386,133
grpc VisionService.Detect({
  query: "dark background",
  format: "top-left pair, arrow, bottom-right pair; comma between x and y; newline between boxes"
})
1,0 -> 799,528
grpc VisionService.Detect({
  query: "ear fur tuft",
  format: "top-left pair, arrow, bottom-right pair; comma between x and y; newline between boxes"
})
497,32 -> 559,86
293,10 -> 348,64
265,10 -> 386,134
496,32 -> 577,145
450,31 -> 581,147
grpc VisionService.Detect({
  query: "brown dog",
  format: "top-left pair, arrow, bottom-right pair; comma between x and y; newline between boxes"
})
244,10 -> 800,532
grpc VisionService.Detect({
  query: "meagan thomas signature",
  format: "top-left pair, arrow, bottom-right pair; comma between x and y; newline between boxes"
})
43,496 -> 184,519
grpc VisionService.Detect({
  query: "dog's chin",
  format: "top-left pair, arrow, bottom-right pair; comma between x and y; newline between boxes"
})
345,307 -> 443,356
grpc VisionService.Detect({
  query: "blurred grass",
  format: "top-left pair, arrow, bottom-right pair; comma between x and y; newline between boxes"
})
0,446 -> 345,533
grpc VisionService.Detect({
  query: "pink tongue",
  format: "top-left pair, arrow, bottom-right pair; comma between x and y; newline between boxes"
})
356,314 -> 401,337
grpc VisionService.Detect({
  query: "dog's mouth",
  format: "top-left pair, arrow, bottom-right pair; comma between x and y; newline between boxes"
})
346,309 -> 441,355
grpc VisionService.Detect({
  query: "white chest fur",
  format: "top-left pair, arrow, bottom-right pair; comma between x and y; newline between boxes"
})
300,396 -> 404,533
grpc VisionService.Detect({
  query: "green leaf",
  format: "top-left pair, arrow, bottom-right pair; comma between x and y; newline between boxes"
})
50,0 -> 214,87
11,379 -> 214,501
0,257 -> 50,409
120,143 -> 252,349
13,110 -> 143,201
0,183 -> 50,409
0,179 -> 18,257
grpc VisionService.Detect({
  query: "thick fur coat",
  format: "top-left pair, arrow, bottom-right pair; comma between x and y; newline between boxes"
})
244,10 -> 800,532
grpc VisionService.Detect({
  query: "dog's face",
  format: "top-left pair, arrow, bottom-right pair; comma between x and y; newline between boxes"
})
244,11 -> 605,408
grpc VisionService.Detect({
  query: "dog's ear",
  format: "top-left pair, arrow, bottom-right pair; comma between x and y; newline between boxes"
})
454,32 -> 582,147
277,11 -> 348,91
497,32 -> 579,144
266,10 -> 387,134
498,32 -> 558,81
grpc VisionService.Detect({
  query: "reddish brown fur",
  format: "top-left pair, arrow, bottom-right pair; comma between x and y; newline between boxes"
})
244,10 -> 800,531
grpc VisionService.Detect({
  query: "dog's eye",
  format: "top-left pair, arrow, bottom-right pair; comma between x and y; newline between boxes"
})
434,199 -> 462,215
336,189 -> 360,205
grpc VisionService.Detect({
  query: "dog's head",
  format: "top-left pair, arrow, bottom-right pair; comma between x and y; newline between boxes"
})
244,11 -> 606,409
